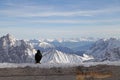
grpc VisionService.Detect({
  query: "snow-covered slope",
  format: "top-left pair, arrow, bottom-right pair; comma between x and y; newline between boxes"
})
41,49 -> 93,63
0,34 -> 35,63
86,38 -> 120,61
29,40 -> 93,63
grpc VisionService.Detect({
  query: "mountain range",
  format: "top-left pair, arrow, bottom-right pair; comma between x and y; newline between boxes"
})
0,34 -> 120,63
86,38 -> 120,61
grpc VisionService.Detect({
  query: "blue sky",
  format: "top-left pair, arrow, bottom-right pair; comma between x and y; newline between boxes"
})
0,0 -> 120,39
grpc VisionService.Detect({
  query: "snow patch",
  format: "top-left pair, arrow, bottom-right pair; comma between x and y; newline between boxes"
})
0,61 -> 120,68
39,42 -> 54,49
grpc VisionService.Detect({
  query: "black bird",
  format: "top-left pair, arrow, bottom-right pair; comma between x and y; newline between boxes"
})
35,50 -> 42,63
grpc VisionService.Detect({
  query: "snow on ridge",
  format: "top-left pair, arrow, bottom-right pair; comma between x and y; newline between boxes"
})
0,61 -> 120,68
39,42 -> 54,49
38,37 -> 97,43
41,49 -> 93,64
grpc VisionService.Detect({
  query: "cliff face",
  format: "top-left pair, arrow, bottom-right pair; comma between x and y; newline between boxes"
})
0,65 -> 119,80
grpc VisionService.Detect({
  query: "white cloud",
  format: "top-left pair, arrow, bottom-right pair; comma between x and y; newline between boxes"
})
0,4 -> 120,17
25,18 -> 120,24
0,18 -> 120,25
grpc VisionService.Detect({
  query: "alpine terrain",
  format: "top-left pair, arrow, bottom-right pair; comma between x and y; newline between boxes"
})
0,34 -> 93,63
0,34 -> 120,63
86,38 -> 120,61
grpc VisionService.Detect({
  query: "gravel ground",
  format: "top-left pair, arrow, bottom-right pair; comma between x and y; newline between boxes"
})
0,65 -> 119,80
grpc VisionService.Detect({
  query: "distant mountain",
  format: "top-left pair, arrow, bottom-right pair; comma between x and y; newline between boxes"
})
30,41 -> 93,63
40,37 -> 97,43
0,34 -> 35,63
41,49 -> 93,63
29,40 -> 55,52
55,46 -> 74,54
86,38 -> 120,61
29,39 -> 95,55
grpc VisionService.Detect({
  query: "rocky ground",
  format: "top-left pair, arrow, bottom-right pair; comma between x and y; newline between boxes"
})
0,65 -> 119,80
